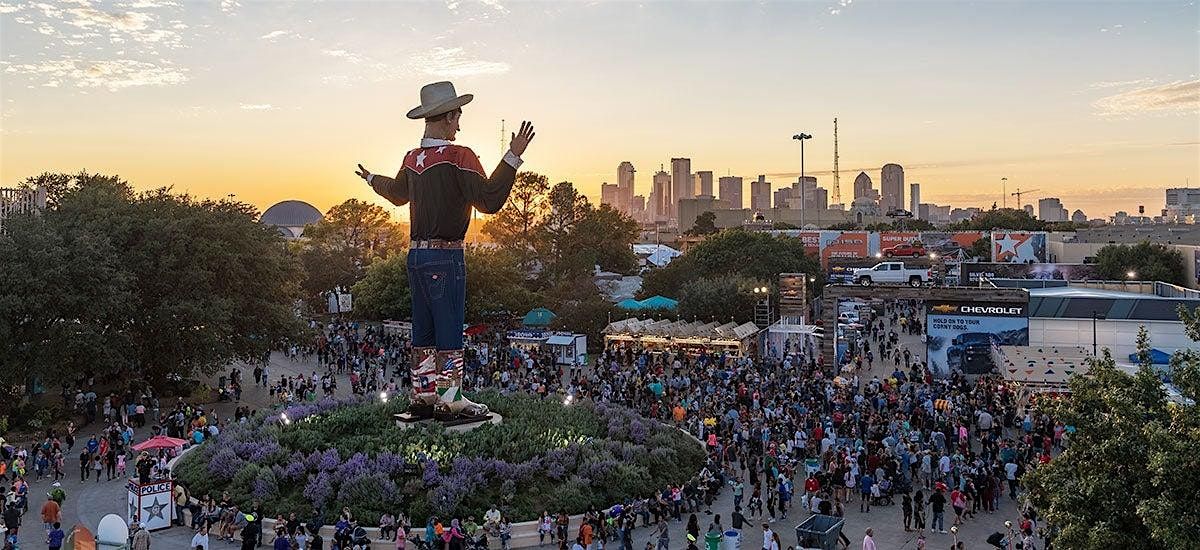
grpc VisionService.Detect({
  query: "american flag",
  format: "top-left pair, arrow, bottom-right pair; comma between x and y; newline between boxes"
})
413,350 -> 438,394
441,350 -> 465,383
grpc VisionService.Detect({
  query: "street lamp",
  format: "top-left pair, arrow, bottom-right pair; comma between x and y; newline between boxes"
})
1091,311 -> 1106,356
1126,270 -> 1137,280
793,132 -> 813,227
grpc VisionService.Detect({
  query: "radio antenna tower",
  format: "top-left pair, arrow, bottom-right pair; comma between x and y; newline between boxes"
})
499,119 -> 508,158
832,117 -> 841,205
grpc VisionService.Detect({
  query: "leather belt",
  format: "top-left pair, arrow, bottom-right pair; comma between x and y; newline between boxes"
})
410,239 -> 464,249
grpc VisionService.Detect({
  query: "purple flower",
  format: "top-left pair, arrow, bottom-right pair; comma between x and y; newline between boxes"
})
207,448 -> 245,481
303,471 -> 334,511
318,448 -> 341,471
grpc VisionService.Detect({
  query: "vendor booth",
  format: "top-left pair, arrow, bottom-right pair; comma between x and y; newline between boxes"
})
602,318 -> 760,358
506,329 -> 587,365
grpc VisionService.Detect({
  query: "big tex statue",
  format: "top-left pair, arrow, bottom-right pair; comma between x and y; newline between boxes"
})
356,81 -> 535,419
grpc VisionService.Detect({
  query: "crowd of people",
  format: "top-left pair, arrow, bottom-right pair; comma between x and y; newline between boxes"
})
4,298 -> 1064,550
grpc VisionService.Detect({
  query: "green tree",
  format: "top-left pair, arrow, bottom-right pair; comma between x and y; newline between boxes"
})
1094,242 -> 1185,285
481,171 -> 549,257
568,204 -> 640,275
0,173 -> 303,396
350,254 -> 411,320
772,221 -> 800,230
1025,321 -> 1200,549
297,199 -> 406,304
684,211 -> 718,236
464,246 -> 537,321
676,276 -> 761,324
948,208 -> 1046,231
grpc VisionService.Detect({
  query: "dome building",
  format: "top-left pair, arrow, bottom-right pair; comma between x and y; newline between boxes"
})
260,200 -> 322,239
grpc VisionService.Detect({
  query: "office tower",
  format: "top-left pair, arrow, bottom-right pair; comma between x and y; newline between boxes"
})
853,172 -> 875,201
1023,204 -> 1035,217
910,183 -> 920,218
1166,188 -> 1200,221
880,163 -> 904,212
652,169 -> 672,220
617,161 -> 635,213
792,176 -> 825,211
719,176 -> 744,209
1038,197 -> 1068,222
600,183 -> 619,208
750,175 -> 771,211
695,170 -> 713,197
670,158 -> 692,217
774,187 -> 794,209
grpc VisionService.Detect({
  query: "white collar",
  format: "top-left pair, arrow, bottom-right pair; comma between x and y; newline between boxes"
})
420,138 -> 453,148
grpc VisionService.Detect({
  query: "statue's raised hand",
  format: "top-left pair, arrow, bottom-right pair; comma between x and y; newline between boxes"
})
509,121 -> 535,157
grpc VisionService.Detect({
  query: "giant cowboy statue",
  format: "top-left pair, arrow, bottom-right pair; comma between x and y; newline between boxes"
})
356,81 -> 535,420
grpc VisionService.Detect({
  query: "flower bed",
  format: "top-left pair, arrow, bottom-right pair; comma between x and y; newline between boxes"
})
173,392 -> 705,523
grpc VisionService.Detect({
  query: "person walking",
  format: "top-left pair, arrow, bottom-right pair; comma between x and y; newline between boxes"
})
131,522 -> 152,550
47,521 -> 65,550
861,528 -> 876,550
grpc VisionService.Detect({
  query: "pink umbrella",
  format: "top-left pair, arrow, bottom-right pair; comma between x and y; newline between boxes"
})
131,435 -> 188,452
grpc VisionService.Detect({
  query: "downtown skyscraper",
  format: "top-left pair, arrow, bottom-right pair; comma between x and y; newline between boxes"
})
670,158 -> 692,219
880,163 -> 904,212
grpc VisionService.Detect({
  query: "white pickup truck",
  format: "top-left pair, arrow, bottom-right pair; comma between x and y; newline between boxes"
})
852,262 -> 932,287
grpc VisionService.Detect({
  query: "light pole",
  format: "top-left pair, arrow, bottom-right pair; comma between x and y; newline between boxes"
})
1001,177 -> 1007,209
793,133 -> 812,227
1091,311 -> 1106,356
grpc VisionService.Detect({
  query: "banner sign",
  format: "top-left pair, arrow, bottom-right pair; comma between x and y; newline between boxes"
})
925,301 -> 1028,377
991,231 -> 1049,263
959,263 -> 1103,285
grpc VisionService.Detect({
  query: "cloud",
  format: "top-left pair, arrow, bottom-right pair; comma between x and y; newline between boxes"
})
239,103 -> 275,110
1089,78 -> 1154,89
322,48 -> 364,64
220,0 -> 239,14
122,0 -> 179,7
1093,79 -> 1200,116
2,57 -> 188,90
412,47 -> 509,77
829,0 -> 852,15
0,3 -> 22,14
57,5 -> 182,46
260,29 -> 294,40
479,0 -> 508,12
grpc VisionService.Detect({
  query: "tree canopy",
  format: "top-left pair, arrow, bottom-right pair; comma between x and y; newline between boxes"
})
1025,315 -> 1200,549
640,229 -> 821,320
295,199 -> 407,307
0,172 -> 303,407
948,208 -> 1046,231
1094,241 -> 1185,285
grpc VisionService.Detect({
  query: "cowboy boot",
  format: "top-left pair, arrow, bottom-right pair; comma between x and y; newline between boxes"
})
436,349 -> 489,417
410,347 -> 440,410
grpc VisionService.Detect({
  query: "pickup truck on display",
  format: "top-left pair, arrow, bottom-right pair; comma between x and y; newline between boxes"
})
852,262 -> 932,287
882,242 -> 927,258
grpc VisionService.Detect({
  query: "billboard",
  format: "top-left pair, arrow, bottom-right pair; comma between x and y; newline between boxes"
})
991,231 -> 1048,263
820,231 -> 870,264
921,231 -> 984,262
1195,250 -> 1200,287
959,263 -> 1104,285
878,231 -> 920,252
925,301 -> 1028,377
778,273 -> 808,318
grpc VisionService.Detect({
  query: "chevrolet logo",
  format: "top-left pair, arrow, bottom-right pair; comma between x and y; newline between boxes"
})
931,304 -> 957,313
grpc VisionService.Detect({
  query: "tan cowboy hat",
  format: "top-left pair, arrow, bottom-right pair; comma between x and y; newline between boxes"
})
406,81 -> 473,119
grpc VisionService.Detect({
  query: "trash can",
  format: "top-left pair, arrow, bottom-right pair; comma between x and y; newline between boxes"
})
721,529 -> 741,550
794,514 -> 844,550
705,530 -> 723,550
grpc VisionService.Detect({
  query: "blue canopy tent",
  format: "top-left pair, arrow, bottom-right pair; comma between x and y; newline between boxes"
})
617,295 -> 679,310
1128,348 -> 1171,365
522,307 -> 556,327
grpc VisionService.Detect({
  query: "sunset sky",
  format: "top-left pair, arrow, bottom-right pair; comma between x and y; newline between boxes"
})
2,0 -> 1198,220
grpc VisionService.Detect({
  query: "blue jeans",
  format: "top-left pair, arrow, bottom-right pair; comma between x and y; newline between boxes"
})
408,248 -> 466,350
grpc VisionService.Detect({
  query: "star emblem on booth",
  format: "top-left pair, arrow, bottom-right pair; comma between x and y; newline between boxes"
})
993,233 -> 1030,262
416,150 -> 427,168
142,497 -> 168,522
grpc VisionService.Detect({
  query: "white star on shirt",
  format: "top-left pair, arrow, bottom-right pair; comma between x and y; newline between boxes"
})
436,146 -> 446,153
416,150 -> 427,168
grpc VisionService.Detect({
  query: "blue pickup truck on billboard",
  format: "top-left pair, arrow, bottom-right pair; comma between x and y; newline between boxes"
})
926,302 -> 1029,377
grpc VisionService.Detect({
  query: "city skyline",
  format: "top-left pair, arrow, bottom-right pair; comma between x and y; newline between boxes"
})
1,1 -> 1198,219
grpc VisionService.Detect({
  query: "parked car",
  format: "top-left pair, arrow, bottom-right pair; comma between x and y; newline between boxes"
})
882,243 -> 927,258
852,262 -> 932,287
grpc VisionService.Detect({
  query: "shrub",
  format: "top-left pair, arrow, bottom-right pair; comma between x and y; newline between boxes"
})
174,392 -> 703,523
